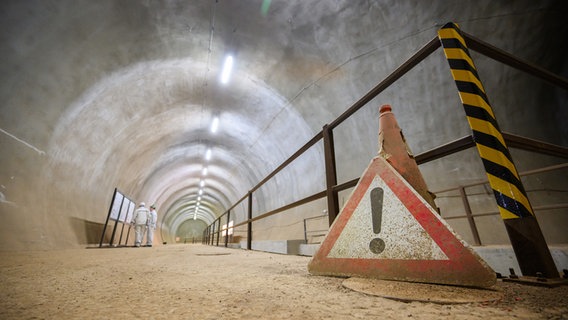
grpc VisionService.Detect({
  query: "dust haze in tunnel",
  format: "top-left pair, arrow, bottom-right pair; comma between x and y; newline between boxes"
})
0,0 -> 567,250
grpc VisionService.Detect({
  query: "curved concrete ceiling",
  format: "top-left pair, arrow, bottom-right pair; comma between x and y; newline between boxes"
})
1,0 -> 566,250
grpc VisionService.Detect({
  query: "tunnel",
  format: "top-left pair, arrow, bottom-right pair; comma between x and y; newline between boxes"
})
1,1 -> 567,260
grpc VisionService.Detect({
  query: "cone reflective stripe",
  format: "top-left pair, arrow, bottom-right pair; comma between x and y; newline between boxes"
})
378,104 -> 437,210
438,22 -> 559,278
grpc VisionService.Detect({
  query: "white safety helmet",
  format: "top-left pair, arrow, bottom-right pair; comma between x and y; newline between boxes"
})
140,202 -> 146,207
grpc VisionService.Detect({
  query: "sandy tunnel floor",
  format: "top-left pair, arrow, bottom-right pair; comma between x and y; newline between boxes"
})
0,244 -> 566,319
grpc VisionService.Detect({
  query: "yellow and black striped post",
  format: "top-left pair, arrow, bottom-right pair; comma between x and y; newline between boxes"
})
437,22 -> 559,278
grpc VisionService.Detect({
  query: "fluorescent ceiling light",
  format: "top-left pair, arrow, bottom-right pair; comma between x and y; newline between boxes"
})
202,167 -> 208,176
198,189 -> 203,195
205,148 -> 212,161
210,116 -> 219,133
220,55 -> 233,84
200,180 -> 205,187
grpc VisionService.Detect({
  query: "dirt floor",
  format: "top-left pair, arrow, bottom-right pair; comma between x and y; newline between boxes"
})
0,244 -> 566,319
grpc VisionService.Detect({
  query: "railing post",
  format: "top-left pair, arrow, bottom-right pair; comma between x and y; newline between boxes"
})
323,124 -> 339,226
459,187 -> 481,245
438,22 -> 559,278
211,222 -> 215,246
225,210 -> 230,248
303,218 -> 308,244
213,219 -> 216,246
216,218 -> 220,246
212,221 -> 215,245
212,220 -> 216,246
247,192 -> 253,250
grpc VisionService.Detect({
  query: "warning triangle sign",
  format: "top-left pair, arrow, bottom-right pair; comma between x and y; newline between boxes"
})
308,156 -> 496,288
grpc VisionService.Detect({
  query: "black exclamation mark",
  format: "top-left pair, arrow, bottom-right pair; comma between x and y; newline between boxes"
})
369,187 -> 385,254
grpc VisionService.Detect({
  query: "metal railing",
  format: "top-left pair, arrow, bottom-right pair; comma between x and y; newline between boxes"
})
204,29 -> 568,250
303,211 -> 329,244
435,162 -> 568,246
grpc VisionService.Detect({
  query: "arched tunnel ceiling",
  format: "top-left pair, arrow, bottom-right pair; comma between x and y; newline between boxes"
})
1,0 -> 566,249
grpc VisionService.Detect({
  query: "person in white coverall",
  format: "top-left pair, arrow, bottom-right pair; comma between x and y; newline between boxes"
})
145,204 -> 158,247
131,202 -> 149,247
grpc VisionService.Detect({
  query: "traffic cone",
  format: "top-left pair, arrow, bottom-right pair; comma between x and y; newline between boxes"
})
378,104 -> 437,210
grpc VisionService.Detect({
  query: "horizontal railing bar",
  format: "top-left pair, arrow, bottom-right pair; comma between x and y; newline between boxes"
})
330,135 -> 476,194
463,32 -> 568,92
250,132 -> 324,195
250,191 -> 327,224
443,203 -> 568,220
303,214 -> 329,222
519,162 -> 568,176
219,132 -> 326,217
230,190 -> 326,230
503,132 -> 568,160
435,162 -> 568,194
333,177 -> 359,193
328,37 -> 441,131
415,135 -> 475,164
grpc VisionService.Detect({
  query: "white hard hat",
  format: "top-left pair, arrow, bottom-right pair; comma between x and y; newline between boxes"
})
140,202 -> 146,207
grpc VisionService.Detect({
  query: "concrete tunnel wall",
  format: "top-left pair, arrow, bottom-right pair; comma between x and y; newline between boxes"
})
0,1 -> 567,251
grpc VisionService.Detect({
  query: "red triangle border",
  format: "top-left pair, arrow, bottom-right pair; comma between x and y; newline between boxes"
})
308,157 -> 495,288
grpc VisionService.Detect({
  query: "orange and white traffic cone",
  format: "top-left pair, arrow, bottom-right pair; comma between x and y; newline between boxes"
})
378,104 -> 437,210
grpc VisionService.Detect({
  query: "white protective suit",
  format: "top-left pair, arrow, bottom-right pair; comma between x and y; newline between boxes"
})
146,208 -> 158,247
131,203 -> 149,247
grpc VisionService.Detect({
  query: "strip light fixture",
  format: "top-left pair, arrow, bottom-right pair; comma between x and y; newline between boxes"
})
220,55 -> 234,84
210,116 -> 219,133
